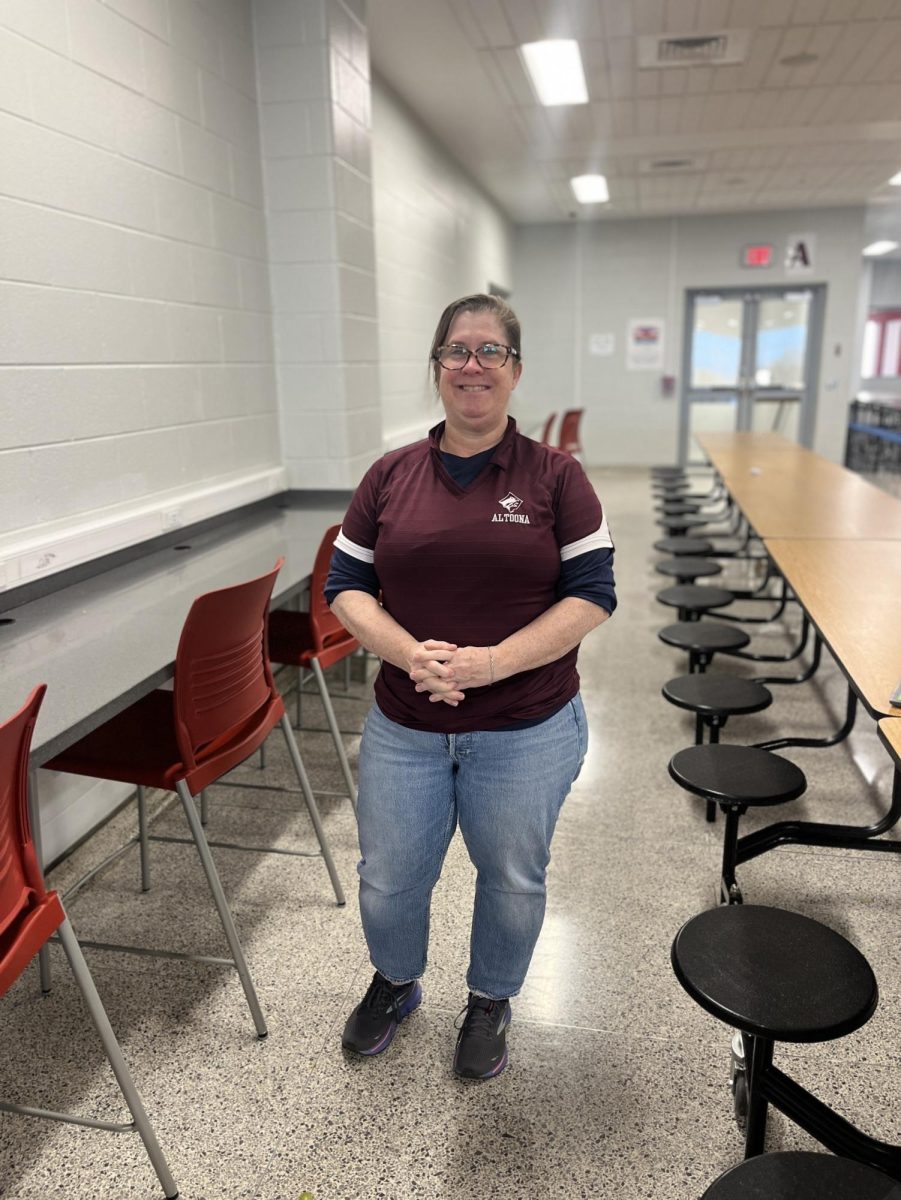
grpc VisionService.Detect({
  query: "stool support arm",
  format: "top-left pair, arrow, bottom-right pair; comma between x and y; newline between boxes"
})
753,682 -> 855,750
709,576 -> 791,625
752,631 -> 823,689
736,764 -> 901,863
760,1062 -> 901,1181
729,615 -> 811,664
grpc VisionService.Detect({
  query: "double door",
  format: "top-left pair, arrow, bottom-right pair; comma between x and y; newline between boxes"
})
679,286 -> 824,463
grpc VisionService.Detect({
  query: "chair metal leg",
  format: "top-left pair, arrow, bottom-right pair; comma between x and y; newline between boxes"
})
57,918 -> 179,1198
28,768 -> 53,995
175,780 -> 268,1038
278,714 -> 346,906
311,658 -> 358,814
137,786 -> 151,892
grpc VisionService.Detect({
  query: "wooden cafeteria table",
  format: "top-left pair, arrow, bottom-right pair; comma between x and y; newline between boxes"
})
695,432 -> 901,539
734,538 -> 901,864
763,538 -> 901,721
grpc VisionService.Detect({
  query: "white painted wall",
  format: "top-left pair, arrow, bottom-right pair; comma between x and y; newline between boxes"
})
0,0 -> 281,863
371,78 -> 515,450
514,207 -> 868,466
0,0 -> 283,595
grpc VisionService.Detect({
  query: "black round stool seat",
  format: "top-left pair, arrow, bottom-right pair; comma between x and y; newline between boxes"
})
701,1151 -> 899,1200
658,621 -> 750,654
656,513 -> 712,531
653,536 -> 715,556
657,584 -> 734,614
662,674 -> 771,717
669,744 -> 806,806
653,478 -> 689,491
656,557 -> 723,580
672,905 -> 878,1042
657,504 -> 703,519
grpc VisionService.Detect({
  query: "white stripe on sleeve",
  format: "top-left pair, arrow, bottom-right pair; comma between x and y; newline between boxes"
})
335,527 -> 375,564
560,515 -> 613,561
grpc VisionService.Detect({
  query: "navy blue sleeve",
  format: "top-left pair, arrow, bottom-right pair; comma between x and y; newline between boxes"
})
555,548 -> 616,614
324,546 -> 380,605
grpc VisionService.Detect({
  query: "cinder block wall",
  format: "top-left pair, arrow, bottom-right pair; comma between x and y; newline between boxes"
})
0,0 -> 283,861
0,0 -> 283,594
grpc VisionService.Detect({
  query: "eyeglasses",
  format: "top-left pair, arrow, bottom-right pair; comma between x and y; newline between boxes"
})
433,343 -> 519,370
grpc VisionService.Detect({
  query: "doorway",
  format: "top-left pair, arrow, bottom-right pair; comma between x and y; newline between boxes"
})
679,285 -> 825,463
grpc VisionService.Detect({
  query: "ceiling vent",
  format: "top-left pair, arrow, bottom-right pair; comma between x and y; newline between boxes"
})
639,154 -> 709,175
638,30 -> 749,69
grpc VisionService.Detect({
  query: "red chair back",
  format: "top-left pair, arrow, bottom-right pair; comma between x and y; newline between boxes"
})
173,560 -> 283,778
310,525 -> 354,655
540,412 -> 557,445
558,408 -> 585,456
0,685 -> 65,996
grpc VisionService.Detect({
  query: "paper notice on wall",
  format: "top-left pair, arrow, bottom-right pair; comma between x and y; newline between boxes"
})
589,332 -> 615,357
626,318 -> 664,370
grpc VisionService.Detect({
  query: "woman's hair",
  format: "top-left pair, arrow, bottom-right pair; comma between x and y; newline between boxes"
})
429,293 -> 521,388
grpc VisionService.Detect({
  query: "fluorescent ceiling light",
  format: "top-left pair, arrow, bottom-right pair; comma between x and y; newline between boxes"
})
889,171 -> 901,186
520,40 -> 588,106
863,240 -> 899,257
570,174 -> 609,204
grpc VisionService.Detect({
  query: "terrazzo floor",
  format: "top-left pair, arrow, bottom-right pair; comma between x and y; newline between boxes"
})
2,467 -> 900,1199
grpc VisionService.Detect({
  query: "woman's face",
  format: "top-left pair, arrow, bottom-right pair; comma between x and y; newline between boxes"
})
437,311 -> 522,440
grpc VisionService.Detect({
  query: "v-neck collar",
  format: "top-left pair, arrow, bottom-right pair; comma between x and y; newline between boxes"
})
428,417 -> 518,497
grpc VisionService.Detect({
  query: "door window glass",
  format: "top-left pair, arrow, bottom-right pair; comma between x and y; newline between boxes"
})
755,293 -> 810,389
690,297 -> 744,389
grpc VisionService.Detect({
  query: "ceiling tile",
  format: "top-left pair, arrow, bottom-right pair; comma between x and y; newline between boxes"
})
600,1 -> 634,40
841,18 -> 901,82
665,0 -> 700,33
697,0 -> 733,27
500,0 -> 543,45
790,0 -> 832,22
633,0 -> 668,36
461,0 -> 514,47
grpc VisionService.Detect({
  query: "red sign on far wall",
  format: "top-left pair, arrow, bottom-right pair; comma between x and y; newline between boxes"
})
742,244 -> 774,268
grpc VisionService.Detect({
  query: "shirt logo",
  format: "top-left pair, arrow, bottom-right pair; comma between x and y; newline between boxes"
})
493,492 -> 530,524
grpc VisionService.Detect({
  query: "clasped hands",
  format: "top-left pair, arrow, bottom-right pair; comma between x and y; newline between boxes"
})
408,639 -> 492,706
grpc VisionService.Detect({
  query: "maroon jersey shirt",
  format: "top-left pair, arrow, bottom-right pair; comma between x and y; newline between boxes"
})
336,417 -> 613,732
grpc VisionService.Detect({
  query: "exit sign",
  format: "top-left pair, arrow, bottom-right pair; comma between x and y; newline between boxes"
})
741,244 -> 774,268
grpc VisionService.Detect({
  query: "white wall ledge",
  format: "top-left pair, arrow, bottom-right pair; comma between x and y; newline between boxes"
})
0,466 -> 287,592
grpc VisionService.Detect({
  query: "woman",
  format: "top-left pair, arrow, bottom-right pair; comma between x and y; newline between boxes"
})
326,294 -> 616,1080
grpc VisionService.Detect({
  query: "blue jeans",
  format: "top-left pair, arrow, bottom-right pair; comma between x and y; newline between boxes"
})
355,696 -> 588,999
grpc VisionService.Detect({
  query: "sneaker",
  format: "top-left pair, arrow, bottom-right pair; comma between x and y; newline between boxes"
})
453,993 -> 511,1079
341,971 -> 422,1056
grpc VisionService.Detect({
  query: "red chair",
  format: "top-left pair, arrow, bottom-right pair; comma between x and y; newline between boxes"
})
268,524 -> 362,812
558,408 -> 585,458
0,686 -> 177,1199
45,560 -> 345,1040
539,412 -> 557,445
